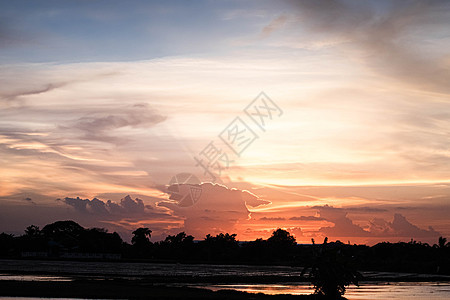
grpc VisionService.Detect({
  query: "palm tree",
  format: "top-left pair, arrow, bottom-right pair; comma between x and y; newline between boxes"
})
24,225 -> 41,237
438,236 -> 447,249
434,236 -> 448,274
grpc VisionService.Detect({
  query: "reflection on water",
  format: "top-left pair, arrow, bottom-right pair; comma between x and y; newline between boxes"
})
0,259 -> 301,278
204,282 -> 450,299
1,259 -> 449,281
205,283 -> 313,295
345,282 -> 450,299
0,260 -> 449,299
0,274 -> 72,282
0,298 -> 81,300
0,282 -> 449,299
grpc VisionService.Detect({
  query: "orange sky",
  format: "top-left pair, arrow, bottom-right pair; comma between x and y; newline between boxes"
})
1,0 -> 449,245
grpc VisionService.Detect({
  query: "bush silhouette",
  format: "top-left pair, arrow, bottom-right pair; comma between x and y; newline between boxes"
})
302,237 -> 362,298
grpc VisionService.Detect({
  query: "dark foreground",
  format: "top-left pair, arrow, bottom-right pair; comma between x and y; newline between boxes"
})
0,279 -> 326,299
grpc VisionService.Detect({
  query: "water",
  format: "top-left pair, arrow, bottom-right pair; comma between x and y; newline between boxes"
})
202,282 -> 450,299
0,259 -> 449,299
0,299 -> 84,300
0,283 -> 449,299
0,259 -> 301,278
0,274 -> 72,282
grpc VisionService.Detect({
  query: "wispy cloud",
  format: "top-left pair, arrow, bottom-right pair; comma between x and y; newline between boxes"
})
61,103 -> 166,143
289,0 -> 450,93
259,14 -> 288,39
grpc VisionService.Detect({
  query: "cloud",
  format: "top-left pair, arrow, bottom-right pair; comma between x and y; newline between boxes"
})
260,14 -> 288,38
345,206 -> 387,213
315,205 -> 370,237
57,194 -> 185,241
0,70 -> 119,105
290,0 -> 450,93
260,217 -> 285,221
313,205 -> 440,239
159,182 -> 270,238
61,195 -> 166,217
288,226 -> 304,239
60,195 -> 145,215
58,195 -> 178,219
1,83 -> 68,102
290,216 -> 325,221
23,197 -> 36,205
65,103 -> 166,143
386,213 -> 439,238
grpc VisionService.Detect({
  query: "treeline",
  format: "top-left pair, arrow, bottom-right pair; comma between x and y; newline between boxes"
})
0,220 -> 449,275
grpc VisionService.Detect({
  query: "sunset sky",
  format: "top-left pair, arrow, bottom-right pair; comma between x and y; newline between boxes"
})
1,0 -> 449,245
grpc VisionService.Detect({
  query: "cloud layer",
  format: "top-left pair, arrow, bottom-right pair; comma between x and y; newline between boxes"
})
0,1 -> 449,244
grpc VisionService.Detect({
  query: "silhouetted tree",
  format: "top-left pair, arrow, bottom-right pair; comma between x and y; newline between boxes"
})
434,236 -> 449,274
202,233 -> 239,261
24,225 -> 41,237
79,228 -> 123,253
156,232 -> 195,260
131,227 -> 152,258
20,225 -> 47,252
268,229 -> 296,247
241,238 -> 269,262
302,237 -> 361,299
132,228 -> 152,247
39,220 -> 85,254
0,233 -> 15,256
162,232 -> 194,248
435,236 -> 448,248
267,228 -> 297,261
4,220 -> 450,275
41,220 -> 84,239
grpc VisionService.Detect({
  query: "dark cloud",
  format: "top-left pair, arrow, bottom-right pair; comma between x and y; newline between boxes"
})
61,195 -> 165,217
313,205 -> 440,239
315,205 -> 370,237
0,71 -> 119,104
1,83 -> 68,102
345,206 -> 387,213
23,197 -> 36,205
57,194 -> 182,241
260,217 -> 286,221
0,197 -> 180,242
64,103 -> 166,143
290,216 -> 325,221
376,213 -> 440,238
291,0 -> 450,93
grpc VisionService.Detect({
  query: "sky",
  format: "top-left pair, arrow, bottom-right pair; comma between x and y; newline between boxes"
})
1,0 -> 449,245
